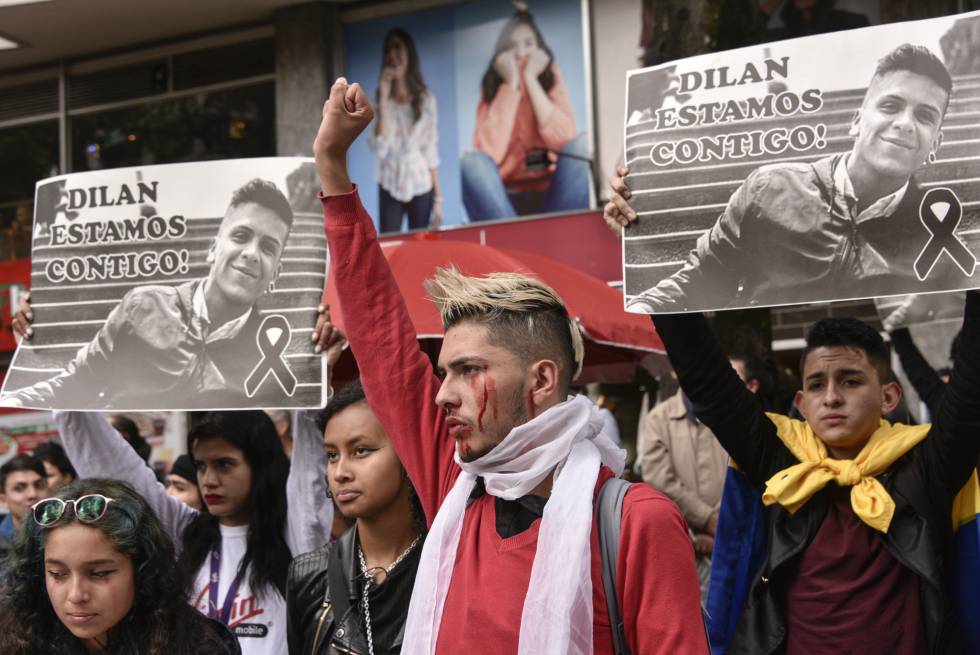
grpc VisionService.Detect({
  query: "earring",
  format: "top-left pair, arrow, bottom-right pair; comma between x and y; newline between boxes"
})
928,151 -> 937,164
268,280 -> 276,293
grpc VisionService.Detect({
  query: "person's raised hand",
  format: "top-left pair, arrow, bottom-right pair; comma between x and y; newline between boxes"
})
493,50 -> 519,88
603,165 -> 637,237
523,48 -> 550,81
313,303 -> 349,369
313,77 -> 374,194
11,291 -> 33,341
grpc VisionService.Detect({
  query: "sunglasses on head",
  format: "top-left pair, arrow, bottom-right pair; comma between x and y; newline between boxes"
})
31,494 -> 114,528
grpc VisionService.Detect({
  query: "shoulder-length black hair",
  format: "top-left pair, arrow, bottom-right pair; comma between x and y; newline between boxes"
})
177,411 -> 291,600
0,478 -> 233,655
377,28 -> 429,124
481,11 -> 556,104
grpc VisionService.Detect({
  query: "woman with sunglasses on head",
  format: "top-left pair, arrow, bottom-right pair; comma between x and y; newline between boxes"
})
0,478 -> 239,654
48,325 -> 345,655
287,379 -> 426,655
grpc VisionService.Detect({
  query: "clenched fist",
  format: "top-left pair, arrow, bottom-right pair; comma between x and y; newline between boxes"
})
313,77 -> 375,195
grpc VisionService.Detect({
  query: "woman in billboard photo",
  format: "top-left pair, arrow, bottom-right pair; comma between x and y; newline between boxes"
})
370,28 -> 442,233
462,10 -> 589,221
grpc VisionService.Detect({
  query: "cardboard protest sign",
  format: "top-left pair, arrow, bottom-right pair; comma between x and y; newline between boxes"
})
0,158 -> 327,411
623,11 -> 980,314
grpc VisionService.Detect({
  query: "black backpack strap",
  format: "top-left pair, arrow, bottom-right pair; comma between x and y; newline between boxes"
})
598,476 -> 632,655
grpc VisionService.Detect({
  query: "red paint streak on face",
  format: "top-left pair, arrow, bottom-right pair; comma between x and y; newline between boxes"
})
527,390 -> 536,420
485,375 -> 498,420
477,380 -> 488,433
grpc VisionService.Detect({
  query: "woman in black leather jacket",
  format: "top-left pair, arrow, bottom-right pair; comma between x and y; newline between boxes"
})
287,380 -> 425,655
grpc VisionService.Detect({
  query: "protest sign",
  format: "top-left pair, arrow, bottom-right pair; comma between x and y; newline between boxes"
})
622,11 -> 980,314
0,158 -> 327,411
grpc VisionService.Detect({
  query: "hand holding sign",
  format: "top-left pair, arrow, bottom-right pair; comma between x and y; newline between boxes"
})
914,188 -> 976,281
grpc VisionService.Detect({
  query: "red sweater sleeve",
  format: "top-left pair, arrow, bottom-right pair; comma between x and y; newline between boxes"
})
321,189 -> 458,526
538,67 -> 576,153
619,485 -> 708,654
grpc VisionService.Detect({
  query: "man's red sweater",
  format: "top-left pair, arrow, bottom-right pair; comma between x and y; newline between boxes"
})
322,188 -> 706,654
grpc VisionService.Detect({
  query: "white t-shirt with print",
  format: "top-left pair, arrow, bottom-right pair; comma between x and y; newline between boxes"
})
192,524 -> 286,655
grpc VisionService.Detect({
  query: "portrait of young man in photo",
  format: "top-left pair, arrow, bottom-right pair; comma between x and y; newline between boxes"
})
613,44 -> 974,313
5,178 -> 321,409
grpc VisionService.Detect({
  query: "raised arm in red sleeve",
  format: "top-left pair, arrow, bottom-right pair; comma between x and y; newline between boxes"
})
321,189 -> 458,525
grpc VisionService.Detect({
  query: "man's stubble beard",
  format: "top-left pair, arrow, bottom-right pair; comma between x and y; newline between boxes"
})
459,383 -> 531,463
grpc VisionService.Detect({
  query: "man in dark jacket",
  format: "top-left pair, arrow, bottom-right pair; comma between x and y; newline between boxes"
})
621,44 -> 970,312
648,292 -> 980,653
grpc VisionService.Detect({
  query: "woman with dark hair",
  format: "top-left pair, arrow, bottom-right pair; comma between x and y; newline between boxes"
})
54,409 -> 329,655
287,380 -> 426,655
461,10 -> 588,221
32,440 -> 77,490
370,28 -> 441,233
0,477 -> 238,654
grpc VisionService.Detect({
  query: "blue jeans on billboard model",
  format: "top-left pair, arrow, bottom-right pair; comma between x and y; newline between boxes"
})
461,133 -> 590,221
379,186 -> 435,233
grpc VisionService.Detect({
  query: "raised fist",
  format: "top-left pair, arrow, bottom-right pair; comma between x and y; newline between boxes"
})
313,77 -> 375,164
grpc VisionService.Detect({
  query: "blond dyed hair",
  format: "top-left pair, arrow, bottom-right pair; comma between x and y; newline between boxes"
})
424,267 -> 584,382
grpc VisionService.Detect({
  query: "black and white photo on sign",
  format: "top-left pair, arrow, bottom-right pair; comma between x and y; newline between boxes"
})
622,11 -> 980,314
0,157 -> 327,411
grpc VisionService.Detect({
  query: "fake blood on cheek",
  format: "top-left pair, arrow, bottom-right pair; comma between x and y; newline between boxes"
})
476,374 -> 498,432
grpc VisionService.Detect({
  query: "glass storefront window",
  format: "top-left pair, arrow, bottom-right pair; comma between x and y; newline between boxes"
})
70,82 -> 275,172
0,120 -> 58,260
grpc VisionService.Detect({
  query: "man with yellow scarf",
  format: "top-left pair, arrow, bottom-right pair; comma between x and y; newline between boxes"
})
650,292 -> 980,655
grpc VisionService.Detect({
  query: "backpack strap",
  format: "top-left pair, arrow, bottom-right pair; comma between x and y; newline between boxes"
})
598,476 -> 632,655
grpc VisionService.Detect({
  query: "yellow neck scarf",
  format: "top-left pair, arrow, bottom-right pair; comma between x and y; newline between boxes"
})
762,414 -> 930,533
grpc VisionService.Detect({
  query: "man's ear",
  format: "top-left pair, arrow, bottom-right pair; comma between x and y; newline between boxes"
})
793,389 -> 806,419
206,241 -> 216,264
881,379 -> 902,415
527,359 -> 560,410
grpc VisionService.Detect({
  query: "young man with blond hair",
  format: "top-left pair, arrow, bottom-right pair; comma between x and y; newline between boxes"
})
314,77 -> 706,654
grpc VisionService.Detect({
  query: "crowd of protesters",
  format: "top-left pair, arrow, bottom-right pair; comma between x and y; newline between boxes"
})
0,39 -> 978,655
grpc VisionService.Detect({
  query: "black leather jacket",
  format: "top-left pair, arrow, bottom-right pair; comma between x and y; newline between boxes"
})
286,527 -> 417,655
652,292 -> 980,654
287,528 -> 371,655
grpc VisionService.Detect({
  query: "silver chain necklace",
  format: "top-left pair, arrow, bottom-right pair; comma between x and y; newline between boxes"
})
357,534 -> 421,655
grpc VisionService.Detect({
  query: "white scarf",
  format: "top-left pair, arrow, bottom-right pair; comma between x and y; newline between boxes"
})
402,394 -> 626,654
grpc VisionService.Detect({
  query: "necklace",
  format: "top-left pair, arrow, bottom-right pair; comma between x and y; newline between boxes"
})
357,534 -> 422,655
